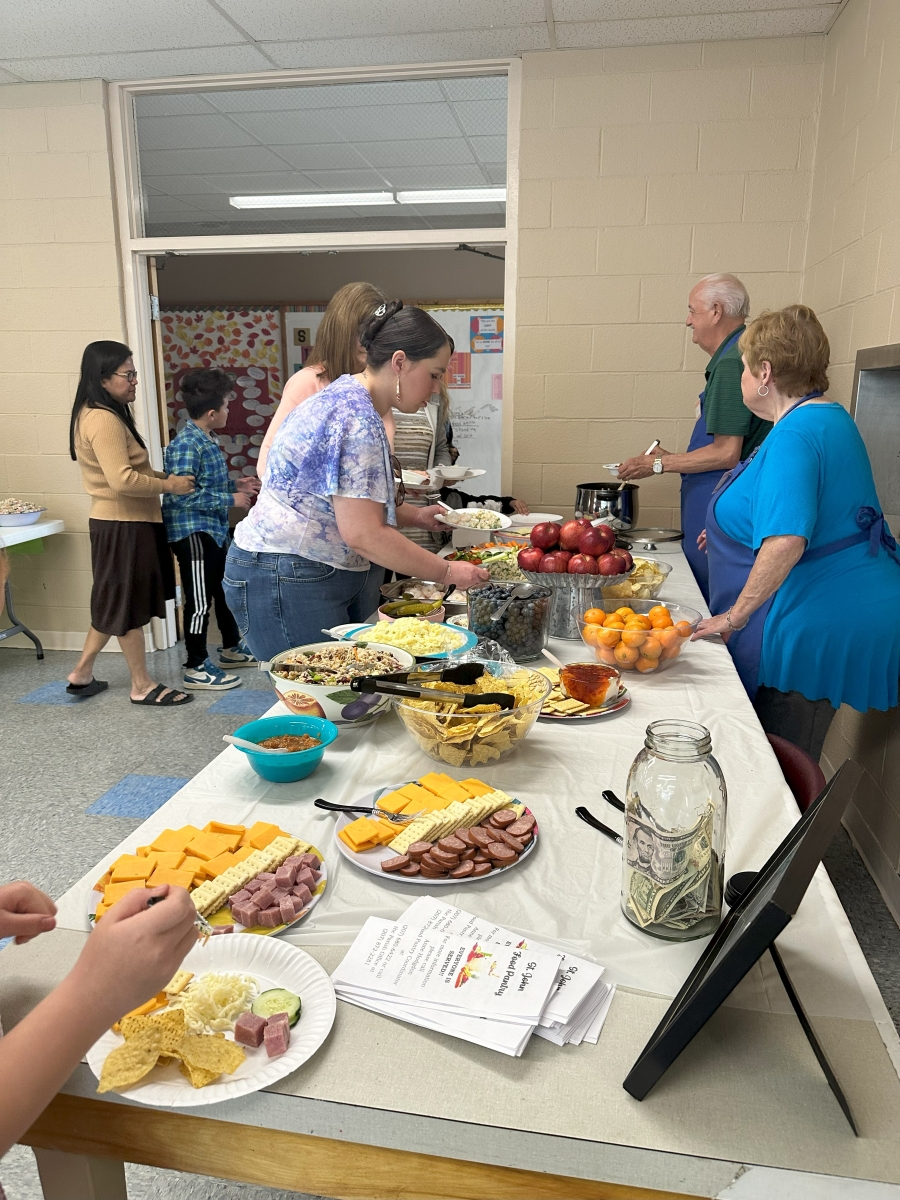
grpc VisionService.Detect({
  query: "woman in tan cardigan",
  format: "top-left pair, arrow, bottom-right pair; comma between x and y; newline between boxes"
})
67,341 -> 196,706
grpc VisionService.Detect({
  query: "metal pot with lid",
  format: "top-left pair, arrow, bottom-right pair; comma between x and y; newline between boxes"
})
617,528 -> 684,552
574,482 -> 639,530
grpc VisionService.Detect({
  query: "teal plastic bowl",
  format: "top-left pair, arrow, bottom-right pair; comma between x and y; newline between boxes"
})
231,715 -> 338,782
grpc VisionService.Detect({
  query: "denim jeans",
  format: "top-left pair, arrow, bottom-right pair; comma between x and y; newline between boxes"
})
223,546 -> 384,662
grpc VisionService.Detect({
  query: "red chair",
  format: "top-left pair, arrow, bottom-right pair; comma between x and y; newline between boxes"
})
766,733 -> 827,813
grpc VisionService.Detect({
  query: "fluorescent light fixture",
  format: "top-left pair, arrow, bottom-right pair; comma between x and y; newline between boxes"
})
397,187 -> 506,204
229,192 -> 395,209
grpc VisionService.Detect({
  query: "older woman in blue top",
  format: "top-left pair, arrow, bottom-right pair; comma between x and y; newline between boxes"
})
694,305 -> 900,759
223,302 -> 489,659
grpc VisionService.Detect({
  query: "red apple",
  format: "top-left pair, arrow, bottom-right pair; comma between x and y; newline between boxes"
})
618,550 -> 634,570
568,553 -> 599,574
579,526 -> 615,557
517,547 -> 545,572
539,551 -> 568,573
555,550 -> 572,565
559,518 -> 591,551
531,521 -> 561,550
598,552 -> 628,575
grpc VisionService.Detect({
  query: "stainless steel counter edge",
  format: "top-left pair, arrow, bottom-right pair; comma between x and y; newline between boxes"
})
57,1064 -> 888,1199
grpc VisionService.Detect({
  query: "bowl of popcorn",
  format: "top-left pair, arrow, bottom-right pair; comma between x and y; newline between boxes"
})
0,498 -> 46,527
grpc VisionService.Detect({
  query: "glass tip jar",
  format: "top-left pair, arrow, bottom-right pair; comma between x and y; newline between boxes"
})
621,720 -> 727,941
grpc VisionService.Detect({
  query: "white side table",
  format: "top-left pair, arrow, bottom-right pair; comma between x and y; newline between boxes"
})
0,519 -> 66,659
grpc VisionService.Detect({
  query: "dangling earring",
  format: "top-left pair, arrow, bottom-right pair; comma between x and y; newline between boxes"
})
396,375 -> 401,405
758,385 -> 769,396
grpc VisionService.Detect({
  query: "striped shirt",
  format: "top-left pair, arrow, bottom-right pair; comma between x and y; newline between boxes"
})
393,406 -> 451,549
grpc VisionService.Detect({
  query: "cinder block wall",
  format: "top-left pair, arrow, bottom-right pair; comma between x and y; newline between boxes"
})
807,0 -> 900,923
513,36 -> 824,524
0,80 -> 125,648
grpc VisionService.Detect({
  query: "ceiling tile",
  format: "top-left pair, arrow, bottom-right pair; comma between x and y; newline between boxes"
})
136,113 -> 263,150
553,0 -> 836,16
323,103 -> 465,143
261,26 -> 550,70
214,0 -> 544,41
207,80 -> 448,113
362,138 -> 477,167
1,45 -> 273,82
267,143 -> 372,169
555,7 -> 835,48
447,98 -> 508,137
134,93 -> 219,116
138,144 -> 291,175
1,0 -> 250,58
220,109 -> 344,146
469,135 -> 508,164
275,168 -> 391,190
381,164 -> 492,188
441,76 -> 508,101
199,170 -> 329,192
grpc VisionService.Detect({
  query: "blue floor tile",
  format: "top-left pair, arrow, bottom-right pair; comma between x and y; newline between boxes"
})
86,774 -> 189,818
17,680 -> 94,705
207,690 -> 274,716
0,938 -> 12,953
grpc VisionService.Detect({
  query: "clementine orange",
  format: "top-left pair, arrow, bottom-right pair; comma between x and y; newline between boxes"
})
615,607 -> 635,618
583,608 -> 605,625
635,656 -> 659,672
674,620 -> 693,638
641,636 -> 662,659
594,645 -> 619,666
614,643 -> 640,667
596,627 -> 621,647
622,629 -> 648,649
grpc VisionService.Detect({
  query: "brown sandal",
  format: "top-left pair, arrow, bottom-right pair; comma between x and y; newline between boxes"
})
130,683 -> 194,706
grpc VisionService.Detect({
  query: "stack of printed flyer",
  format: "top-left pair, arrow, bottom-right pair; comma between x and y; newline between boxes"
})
332,897 -> 614,1056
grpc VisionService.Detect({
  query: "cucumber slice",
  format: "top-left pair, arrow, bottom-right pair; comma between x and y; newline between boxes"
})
251,987 -> 301,1026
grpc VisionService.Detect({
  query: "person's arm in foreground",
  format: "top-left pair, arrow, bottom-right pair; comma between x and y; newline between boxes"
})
0,883 -> 197,1156
618,434 -> 743,480
692,534 -> 805,639
334,496 -> 488,586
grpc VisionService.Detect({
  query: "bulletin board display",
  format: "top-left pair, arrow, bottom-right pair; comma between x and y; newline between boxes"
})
283,307 -> 327,377
160,309 -> 283,482
424,306 -> 504,496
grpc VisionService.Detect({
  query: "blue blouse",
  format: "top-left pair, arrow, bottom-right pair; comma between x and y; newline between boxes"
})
235,375 -> 395,571
715,403 -> 900,710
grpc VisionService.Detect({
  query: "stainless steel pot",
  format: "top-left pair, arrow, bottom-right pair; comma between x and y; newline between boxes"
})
574,482 -> 639,529
617,528 -> 684,552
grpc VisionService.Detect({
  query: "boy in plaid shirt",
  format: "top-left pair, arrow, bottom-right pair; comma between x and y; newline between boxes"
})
163,368 -> 259,690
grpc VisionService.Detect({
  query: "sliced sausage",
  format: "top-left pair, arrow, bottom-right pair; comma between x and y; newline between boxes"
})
507,819 -> 534,840
438,836 -> 467,854
488,843 -> 517,866
469,828 -> 494,849
406,841 -> 434,862
497,830 -> 525,852
399,862 -> 421,876
380,854 -> 411,873
431,847 -> 460,868
471,862 -> 493,877
450,860 -> 475,879
455,828 -> 476,848
489,809 -> 518,828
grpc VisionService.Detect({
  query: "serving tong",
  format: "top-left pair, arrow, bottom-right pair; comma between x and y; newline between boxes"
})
350,671 -> 516,710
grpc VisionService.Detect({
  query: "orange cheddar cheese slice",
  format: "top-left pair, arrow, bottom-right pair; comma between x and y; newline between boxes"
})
204,821 -> 246,836
103,880 -> 147,905
135,846 -> 151,857
180,856 -> 206,886
151,826 -> 201,854
398,784 -> 448,811
242,821 -> 281,850
149,866 -> 195,889
338,827 -> 378,853
342,816 -> 382,848
459,777 -> 492,798
374,818 -> 400,844
203,852 -> 239,878
232,846 -> 255,863
375,789 -> 410,815
112,992 -> 168,1032
418,773 -> 470,804
110,855 -> 155,883
184,832 -> 236,861
145,851 -> 186,871
94,902 -> 110,921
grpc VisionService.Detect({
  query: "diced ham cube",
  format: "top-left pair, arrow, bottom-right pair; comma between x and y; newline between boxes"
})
263,1019 -> 290,1057
291,883 -> 312,907
279,897 -> 296,925
266,1011 -> 290,1028
211,925 -> 234,935
257,872 -> 276,882
308,869 -> 322,883
294,867 -> 315,891
271,887 -> 290,903
240,903 -> 261,927
284,856 -> 304,870
275,864 -> 296,886
258,907 -> 282,928
244,878 -> 264,893
233,1012 -> 266,1047
254,885 -> 276,910
291,895 -> 308,917
229,890 -> 251,906
299,853 -> 320,870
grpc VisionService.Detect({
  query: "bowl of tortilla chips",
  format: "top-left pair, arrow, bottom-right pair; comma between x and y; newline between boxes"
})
393,659 -> 551,767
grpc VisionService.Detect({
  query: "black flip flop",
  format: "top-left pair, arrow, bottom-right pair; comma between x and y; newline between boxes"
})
65,678 -> 108,698
130,683 -> 194,707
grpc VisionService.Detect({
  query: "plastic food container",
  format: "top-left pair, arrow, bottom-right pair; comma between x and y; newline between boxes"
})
269,640 -> 415,725
466,582 -> 553,662
578,600 -> 702,676
599,557 -> 672,601
394,658 -> 551,767
230,715 -> 338,782
0,508 -> 45,527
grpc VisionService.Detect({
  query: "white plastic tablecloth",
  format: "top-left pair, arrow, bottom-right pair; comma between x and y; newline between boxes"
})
54,550 -> 899,1059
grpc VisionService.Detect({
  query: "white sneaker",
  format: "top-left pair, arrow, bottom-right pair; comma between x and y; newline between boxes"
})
183,658 -> 242,691
217,641 -> 257,667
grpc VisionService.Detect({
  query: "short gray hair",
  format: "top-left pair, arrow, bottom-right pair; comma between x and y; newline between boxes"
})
694,273 -> 750,320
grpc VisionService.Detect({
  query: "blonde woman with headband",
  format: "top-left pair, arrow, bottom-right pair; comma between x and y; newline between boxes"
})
257,281 -> 385,478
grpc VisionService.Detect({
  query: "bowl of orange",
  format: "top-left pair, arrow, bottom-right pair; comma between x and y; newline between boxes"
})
578,600 -> 702,675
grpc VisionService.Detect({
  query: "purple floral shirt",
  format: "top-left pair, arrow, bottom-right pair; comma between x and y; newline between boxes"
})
235,375 -> 395,571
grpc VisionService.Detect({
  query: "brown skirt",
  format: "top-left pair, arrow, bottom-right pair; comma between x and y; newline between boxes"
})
89,519 -> 175,637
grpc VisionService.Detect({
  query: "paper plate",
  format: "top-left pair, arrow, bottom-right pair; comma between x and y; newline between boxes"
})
88,840 -> 327,937
86,936 -> 336,1107
332,783 -> 538,885
435,510 -> 512,532
538,689 -> 631,722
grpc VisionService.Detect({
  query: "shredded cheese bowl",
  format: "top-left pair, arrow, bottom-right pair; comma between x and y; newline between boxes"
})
348,618 -> 472,659
394,659 -> 551,767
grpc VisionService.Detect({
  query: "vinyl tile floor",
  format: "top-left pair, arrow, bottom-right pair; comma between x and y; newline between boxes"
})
1,647 -> 900,1199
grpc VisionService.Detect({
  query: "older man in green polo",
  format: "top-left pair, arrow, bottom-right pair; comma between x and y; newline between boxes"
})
618,273 -> 771,602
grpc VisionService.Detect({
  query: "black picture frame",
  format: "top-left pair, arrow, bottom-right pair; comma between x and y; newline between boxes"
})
623,758 -> 863,1106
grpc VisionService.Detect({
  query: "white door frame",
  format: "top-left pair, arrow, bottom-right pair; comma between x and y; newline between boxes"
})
106,58 -> 520,491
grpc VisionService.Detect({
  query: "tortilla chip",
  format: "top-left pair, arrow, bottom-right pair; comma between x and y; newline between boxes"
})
439,743 -> 469,767
178,1059 -> 221,1088
97,1028 -> 162,1093
177,1033 -> 245,1076
470,742 -> 501,765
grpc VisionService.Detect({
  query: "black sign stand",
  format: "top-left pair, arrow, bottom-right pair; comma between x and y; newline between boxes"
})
622,759 -> 863,1134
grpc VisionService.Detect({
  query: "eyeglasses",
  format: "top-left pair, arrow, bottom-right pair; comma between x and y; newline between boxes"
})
112,370 -> 138,383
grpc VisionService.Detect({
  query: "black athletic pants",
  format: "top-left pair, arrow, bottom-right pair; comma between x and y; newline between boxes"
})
171,531 -> 240,669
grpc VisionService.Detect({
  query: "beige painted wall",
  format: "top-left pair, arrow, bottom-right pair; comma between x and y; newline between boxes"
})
806,0 -> 900,923
513,35 -> 824,525
0,79 -> 125,648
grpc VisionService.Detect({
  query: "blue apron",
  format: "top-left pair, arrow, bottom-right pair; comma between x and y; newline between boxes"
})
706,393 -> 900,700
681,329 -> 744,603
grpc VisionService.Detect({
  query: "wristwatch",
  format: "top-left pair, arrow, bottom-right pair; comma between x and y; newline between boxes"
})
652,454 -> 664,475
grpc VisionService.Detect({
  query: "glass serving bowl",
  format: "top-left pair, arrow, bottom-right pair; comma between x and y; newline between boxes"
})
393,658 -> 552,768
577,599 -> 702,676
